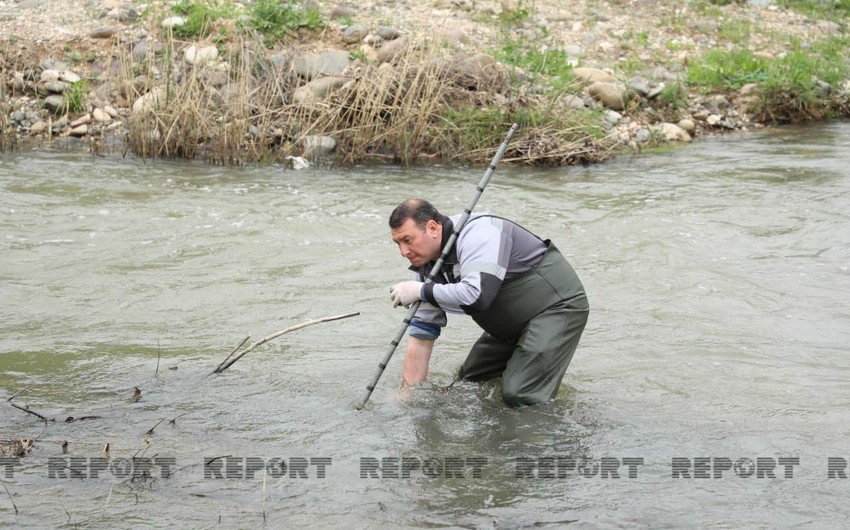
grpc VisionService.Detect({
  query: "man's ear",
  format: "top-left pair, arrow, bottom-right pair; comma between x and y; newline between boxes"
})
425,219 -> 440,237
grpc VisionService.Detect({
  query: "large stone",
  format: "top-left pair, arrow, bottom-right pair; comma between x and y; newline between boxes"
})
292,76 -> 350,105
377,26 -> 400,40
185,45 -> 219,66
572,67 -> 615,85
343,24 -> 369,44
40,69 -> 60,82
69,125 -> 89,137
291,50 -> 350,80
30,121 -> 48,134
132,87 -> 166,115
43,95 -> 66,113
70,114 -> 92,128
161,16 -> 186,29
93,108 -> 112,122
301,135 -> 337,158
588,81 -> 626,111
42,81 -> 67,94
658,123 -> 691,142
448,53 -> 507,92
376,38 -> 408,63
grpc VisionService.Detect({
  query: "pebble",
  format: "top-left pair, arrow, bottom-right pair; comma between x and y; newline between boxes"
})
90,26 -> 118,39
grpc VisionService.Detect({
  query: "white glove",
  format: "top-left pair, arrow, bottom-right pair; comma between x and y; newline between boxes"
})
390,281 -> 424,308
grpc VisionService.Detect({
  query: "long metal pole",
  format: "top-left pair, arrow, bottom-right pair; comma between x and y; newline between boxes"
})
356,123 -> 519,409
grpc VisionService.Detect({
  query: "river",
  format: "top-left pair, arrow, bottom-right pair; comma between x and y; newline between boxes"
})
1,122 -> 849,528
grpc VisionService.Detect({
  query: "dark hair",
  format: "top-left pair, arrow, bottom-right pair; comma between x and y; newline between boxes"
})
389,199 -> 441,230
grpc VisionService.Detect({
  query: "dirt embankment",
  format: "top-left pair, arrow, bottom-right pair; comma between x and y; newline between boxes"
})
1,0 -> 848,164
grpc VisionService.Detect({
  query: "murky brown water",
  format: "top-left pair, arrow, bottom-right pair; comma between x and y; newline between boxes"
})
2,123 -> 849,528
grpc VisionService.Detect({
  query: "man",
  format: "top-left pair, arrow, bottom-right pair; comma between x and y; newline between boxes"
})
388,198 -> 589,407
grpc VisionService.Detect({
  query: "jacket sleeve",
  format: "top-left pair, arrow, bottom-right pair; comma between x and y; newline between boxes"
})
423,217 -> 510,314
409,271 -> 446,340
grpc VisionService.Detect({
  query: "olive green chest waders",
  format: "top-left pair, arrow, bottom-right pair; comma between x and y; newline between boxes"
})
458,242 -> 589,407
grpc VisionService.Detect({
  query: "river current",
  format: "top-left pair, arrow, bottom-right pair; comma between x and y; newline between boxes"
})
1,122 -> 849,528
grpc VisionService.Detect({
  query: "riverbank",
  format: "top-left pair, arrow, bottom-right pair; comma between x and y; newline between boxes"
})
2,0 -> 850,165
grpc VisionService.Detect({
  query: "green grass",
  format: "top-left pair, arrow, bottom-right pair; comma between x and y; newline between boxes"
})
495,37 -> 576,92
657,80 -> 689,111
687,49 -> 769,91
168,0 -> 236,38
66,80 -> 89,114
247,0 -> 326,47
687,35 -> 850,122
777,0 -> 850,19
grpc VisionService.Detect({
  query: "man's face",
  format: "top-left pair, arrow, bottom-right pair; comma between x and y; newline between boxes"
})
391,218 -> 441,268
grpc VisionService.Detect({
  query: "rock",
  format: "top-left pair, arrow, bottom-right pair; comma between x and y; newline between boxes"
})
69,125 -> 89,137
43,95 -> 66,114
185,45 -> 219,66
560,94 -> 585,109
647,84 -> 665,100
815,79 -> 831,97
572,67 -> 615,85
588,81 -> 626,111
604,110 -> 621,126
677,118 -> 695,133
30,121 -> 48,134
693,109 -> 710,121
203,68 -> 230,88
106,5 -> 139,22
739,83 -> 759,96
301,135 -> 337,158
564,45 -> 582,58
658,122 -> 691,142
132,42 -> 150,62
161,16 -> 186,29
377,26 -> 401,40
40,69 -> 60,82
132,87 -> 166,115
104,106 -> 119,119
706,114 -> 722,126
628,76 -> 652,96
12,111 -> 25,123
292,76 -> 350,104
292,50 -> 351,80
61,70 -> 81,83
71,114 -> 92,128
329,6 -> 354,20
43,81 -> 67,94
376,38 -> 408,63
343,24 -> 369,44
447,53 -> 507,91
93,108 -> 112,122
90,26 -> 118,39
634,127 -> 651,144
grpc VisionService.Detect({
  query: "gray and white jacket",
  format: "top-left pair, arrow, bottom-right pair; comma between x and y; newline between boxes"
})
409,213 -> 548,340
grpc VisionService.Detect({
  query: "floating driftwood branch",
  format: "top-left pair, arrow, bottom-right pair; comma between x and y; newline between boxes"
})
212,335 -> 250,374
213,312 -> 360,374
10,402 -> 53,422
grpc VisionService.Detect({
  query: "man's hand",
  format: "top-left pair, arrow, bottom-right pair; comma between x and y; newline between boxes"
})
390,281 -> 424,308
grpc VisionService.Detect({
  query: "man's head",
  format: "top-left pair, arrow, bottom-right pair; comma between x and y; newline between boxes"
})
389,199 -> 443,267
